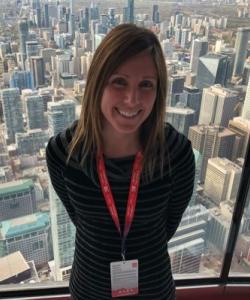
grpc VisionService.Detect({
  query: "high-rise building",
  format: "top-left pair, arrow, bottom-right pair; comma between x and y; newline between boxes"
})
204,157 -> 242,205
0,88 -> 24,144
181,28 -> 190,49
0,179 -> 36,222
9,70 -> 34,91
161,39 -> 173,59
127,0 -> 134,23
188,125 -> 236,182
25,95 -> 45,130
175,26 -> 182,45
44,3 -> 50,28
68,14 -> 75,39
182,86 -> 202,124
47,99 -> 76,136
166,106 -> 196,137
169,204 -> 209,274
242,77 -> 250,121
18,19 -> 29,69
228,116 -> 250,159
83,8 -> 90,32
0,212 -> 50,266
16,129 -> 48,155
41,48 -> 56,64
36,7 -> 42,28
168,74 -> 185,106
219,48 -> 235,81
152,4 -> 160,23
47,99 -> 76,280
190,38 -> 208,73
242,59 -> 250,85
90,3 -> 99,20
175,13 -> 183,26
108,8 -> 116,27
196,53 -> 230,90
26,41 -> 39,58
29,56 -> 45,88
199,85 -> 240,127
48,180 -> 76,280
39,87 -> 53,112
207,207 -> 231,251
233,27 -> 250,77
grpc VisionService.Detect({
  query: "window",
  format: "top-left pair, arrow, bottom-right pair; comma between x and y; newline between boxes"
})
0,1 -> 249,298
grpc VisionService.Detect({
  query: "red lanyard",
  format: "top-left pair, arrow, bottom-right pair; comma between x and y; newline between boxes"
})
97,151 -> 143,260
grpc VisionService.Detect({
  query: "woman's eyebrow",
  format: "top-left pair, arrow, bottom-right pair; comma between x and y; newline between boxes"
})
111,73 -> 157,80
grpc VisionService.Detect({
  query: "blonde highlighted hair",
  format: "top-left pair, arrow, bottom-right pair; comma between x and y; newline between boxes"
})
67,24 -> 168,181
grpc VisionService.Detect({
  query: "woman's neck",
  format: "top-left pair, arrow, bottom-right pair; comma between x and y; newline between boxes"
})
102,129 -> 141,158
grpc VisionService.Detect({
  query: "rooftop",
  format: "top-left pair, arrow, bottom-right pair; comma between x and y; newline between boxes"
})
0,179 -> 34,197
166,106 -> 195,114
1,212 -> 50,238
0,251 -> 30,282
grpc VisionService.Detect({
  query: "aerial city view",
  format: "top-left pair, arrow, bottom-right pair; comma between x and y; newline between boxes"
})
0,0 -> 250,288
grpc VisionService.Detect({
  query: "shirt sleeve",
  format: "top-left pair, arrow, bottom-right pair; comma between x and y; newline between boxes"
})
46,133 -> 77,226
166,138 -> 195,242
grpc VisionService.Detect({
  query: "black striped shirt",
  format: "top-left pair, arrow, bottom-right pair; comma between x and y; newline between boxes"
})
46,121 -> 195,300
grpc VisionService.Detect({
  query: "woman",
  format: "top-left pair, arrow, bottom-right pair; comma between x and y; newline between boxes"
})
46,24 -> 195,300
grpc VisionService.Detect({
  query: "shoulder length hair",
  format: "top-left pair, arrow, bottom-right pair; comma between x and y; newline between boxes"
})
67,24 -> 168,181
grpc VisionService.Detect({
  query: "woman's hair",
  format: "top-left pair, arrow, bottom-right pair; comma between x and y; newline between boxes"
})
67,23 -> 168,181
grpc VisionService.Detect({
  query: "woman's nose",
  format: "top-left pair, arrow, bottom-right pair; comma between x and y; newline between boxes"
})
124,87 -> 139,106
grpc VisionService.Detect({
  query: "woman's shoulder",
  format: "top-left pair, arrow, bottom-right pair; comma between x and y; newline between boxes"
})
165,122 -> 191,147
46,120 -> 79,165
164,122 -> 194,163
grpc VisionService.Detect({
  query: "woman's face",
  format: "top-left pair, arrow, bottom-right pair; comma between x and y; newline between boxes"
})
100,51 -> 157,138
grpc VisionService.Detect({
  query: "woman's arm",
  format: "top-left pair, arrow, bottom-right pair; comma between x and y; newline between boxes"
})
166,139 -> 195,242
46,134 -> 77,226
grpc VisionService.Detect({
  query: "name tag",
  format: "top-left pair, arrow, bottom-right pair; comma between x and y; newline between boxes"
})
110,259 -> 139,298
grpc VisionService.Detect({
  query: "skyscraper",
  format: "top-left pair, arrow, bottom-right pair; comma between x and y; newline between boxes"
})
16,129 -> 48,155
47,99 -> 76,280
242,77 -> 250,120
190,38 -> 208,73
47,99 -> 76,136
228,116 -> 250,159
0,179 -> 36,221
127,0 -> 134,23
168,74 -> 185,107
29,56 -> 45,88
169,204 -> 209,274
166,106 -> 196,137
9,70 -> 34,91
233,27 -> 250,77
188,125 -> 236,182
199,85 -> 240,127
175,26 -> 182,45
26,41 -> 39,58
181,28 -> 190,49
25,95 -> 45,130
1,212 -> 50,266
182,86 -> 202,124
196,53 -> 230,90
0,88 -> 24,143
44,3 -> 50,28
152,5 -> 160,24
36,7 -> 42,28
204,157 -> 242,205
18,19 -> 29,69
68,14 -> 75,39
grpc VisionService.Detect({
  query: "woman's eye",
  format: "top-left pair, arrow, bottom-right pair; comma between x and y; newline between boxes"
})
140,81 -> 154,89
111,78 -> 127,87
